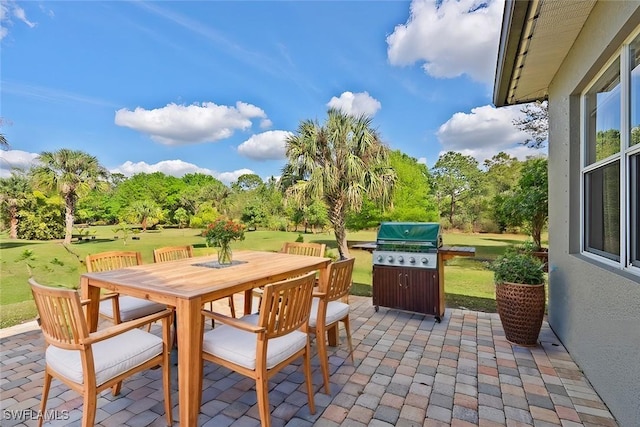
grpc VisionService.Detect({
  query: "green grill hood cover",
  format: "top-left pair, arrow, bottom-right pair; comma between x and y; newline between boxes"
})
376,222 -> 442,247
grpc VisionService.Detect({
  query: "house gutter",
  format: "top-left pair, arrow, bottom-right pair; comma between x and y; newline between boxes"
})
493,0 -> 533,107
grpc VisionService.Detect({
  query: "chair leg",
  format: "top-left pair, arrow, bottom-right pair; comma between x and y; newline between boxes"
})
172,312 -> 178,349
81,393 -> 97,427
316,326 -> 331,394
255,375 -> 271,427
38,371 -> 52,427
163,359 -> 173,425
208,302 -> 215,328
162,319 -> 173,426
228,296 -> 236,318
342,316 -> 354,363
303,341 -> 316,414
111,381 -> 123,396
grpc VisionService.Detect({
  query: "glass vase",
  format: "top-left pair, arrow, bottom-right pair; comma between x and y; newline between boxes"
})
217,242 -> 232,265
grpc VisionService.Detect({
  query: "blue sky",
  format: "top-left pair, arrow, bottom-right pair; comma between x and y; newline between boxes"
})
0,0 -> 543,184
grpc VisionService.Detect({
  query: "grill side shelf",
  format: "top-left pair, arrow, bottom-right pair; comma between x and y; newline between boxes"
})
439,246 -> 476,260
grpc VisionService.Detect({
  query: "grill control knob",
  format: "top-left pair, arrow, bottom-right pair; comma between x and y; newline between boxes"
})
397,256 -> 404,263
421,257 -> 428,264
387,255 -> 394,263
409,257 -> 416,264
376,255 -> 383,262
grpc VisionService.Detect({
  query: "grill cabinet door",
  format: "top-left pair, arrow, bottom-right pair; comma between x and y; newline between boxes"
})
373,265 -> 440,317
404,269 -> 438,315
372,265 -> 401,309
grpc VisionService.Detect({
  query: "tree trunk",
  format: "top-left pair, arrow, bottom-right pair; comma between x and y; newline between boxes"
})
449,196 -> 456,227
9,206 -> 18,239
142,217 -> 148,232
64,196 -> 75,245
531,212 -> 545,250
328,197 -> 349,259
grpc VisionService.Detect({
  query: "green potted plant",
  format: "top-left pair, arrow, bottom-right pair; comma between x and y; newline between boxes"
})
491,248 -> 546,346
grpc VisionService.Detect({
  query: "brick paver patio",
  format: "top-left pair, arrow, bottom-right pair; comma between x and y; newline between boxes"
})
0,295 -> 618,426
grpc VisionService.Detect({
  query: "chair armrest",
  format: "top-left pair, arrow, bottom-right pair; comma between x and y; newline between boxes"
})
312,291 -> 327,298
80,292 -> 118,306
201,309 -> 264,333
85,308 -> 173,344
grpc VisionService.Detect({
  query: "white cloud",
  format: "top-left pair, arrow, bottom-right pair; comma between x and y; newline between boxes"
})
436,104 -> 546,163
114,101 -> 269,146
417,157 -> 427,165
237,130 -> 292,161
110,159 -> 253,185
217,168 -> 255,185
1,1 -> 37,40
327,91 -> 382,117
13,5 -> 35,28
260,118 -> 273,129
111,159 -> 214,178
0,149 -> 39,177
387,0 -> 504,84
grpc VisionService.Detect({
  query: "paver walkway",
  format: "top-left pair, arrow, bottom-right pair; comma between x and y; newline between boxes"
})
0,296 -> 617,426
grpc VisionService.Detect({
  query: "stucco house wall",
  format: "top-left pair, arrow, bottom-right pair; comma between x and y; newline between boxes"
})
546,2 -> 640,426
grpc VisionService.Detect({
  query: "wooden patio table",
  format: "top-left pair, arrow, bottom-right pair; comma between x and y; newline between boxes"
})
81,250 -> 331,427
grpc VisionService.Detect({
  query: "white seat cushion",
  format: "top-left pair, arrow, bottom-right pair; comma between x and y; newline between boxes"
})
202,314 -> 307,370
99,296 -> 165,322
46,328 -> 163,386
308,297 -> 349,328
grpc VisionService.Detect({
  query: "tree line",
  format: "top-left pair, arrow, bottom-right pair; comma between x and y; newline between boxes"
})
1,108 -> 549,254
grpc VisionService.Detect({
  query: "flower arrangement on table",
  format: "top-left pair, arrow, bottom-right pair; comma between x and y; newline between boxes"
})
202,218 -> 245,265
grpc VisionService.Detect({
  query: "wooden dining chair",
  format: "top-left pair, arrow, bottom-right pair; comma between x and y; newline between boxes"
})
280,241 -> 326,257
201,271 -> 317,427
307,257 -> 355,394
153,244 -> 194,263
251,241 -> 327,310
85,251 -> 167,325
30,279 -> 173,427
153,245 -> 236,321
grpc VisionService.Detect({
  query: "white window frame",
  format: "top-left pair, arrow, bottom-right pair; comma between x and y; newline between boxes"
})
580,27 -> 640,276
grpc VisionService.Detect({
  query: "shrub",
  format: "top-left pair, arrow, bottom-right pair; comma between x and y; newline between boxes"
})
490,248 -> 545,285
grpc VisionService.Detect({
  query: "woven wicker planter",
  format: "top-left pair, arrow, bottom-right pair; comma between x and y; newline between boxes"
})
496,282 -> 545,346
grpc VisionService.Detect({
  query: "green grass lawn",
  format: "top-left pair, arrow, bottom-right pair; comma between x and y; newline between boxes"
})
0,226 -> 538,328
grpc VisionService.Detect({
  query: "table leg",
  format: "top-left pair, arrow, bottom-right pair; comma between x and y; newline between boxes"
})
243,289 -> 253,315
177,297 -> 203,427
80,276 -> 100,333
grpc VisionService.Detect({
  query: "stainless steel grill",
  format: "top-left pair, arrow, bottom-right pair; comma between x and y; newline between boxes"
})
372,222 -> 444,321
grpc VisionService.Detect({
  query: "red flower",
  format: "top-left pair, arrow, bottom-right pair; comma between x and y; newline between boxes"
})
202,218 -> 245,247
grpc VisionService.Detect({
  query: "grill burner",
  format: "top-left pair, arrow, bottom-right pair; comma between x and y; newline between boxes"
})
373,250 -> 437,268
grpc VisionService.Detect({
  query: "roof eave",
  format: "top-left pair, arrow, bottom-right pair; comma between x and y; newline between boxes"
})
493,0 -> 533,107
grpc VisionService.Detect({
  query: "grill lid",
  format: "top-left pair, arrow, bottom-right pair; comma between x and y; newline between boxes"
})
376,222 -> 442,249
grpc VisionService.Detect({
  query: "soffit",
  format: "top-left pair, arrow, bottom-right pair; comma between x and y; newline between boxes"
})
494,0 -> 596,107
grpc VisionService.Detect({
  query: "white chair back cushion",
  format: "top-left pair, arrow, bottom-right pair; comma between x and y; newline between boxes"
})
99,296 -> 165,322
308,297 -> 349,328
202,315 -> 307,370
46,328 -> 163,386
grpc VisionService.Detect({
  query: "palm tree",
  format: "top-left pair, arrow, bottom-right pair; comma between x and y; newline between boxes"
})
129,199 -> 163,231
31,149 -> 109,244
284,108 -> 396,258
0,172 -> 30,239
